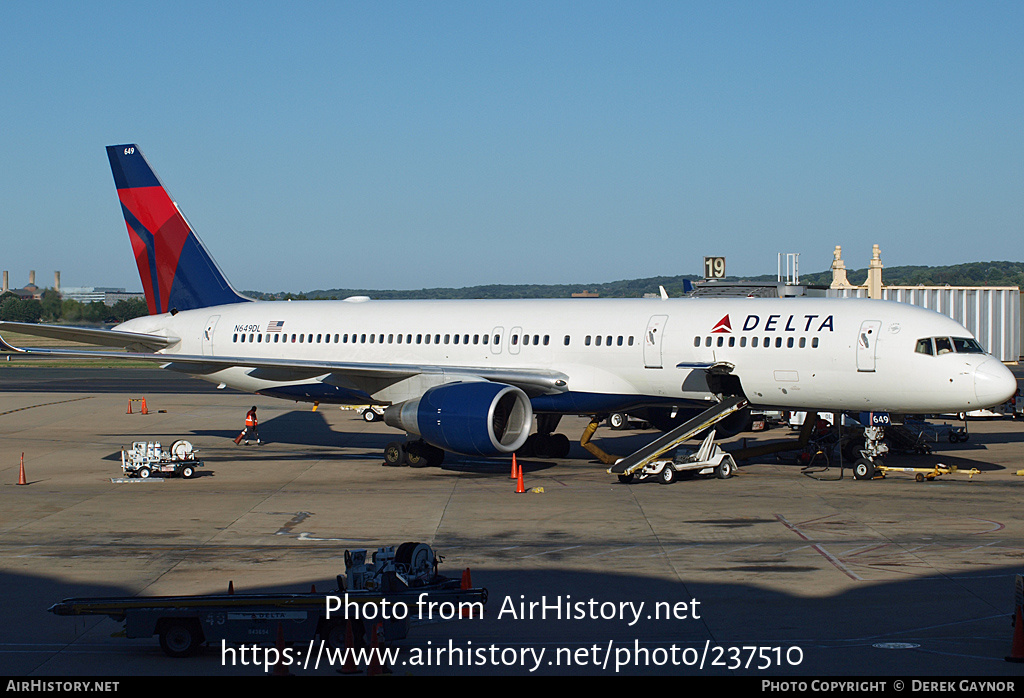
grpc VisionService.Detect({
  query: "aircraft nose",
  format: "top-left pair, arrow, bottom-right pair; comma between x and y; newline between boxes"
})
974,357 -> 1017,407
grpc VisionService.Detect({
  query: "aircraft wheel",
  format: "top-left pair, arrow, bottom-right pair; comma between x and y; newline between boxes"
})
532,434 -> 554,458
404,449 -> 425,467
363,409 -> 379,422
404,442 -> 427,468
550,433 -> 570,458
425,445 -> 445,467
853,458 -> 875,481
657,466 -> 675,485
383,442 -> 407,467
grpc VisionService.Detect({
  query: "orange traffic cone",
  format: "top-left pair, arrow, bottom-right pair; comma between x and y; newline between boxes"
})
378,623 -> 392,674
140,398 -> 149,415
272,622 -> 292,676
1007,604 -> 1024,663
338,620 -> 362,674
366,624 -> 382,676
17,453 -> 27,486
510,453 -> 519,479
126,400 -> 132,414
461,568 -> 476,618
366,623 -> 390,675
515,458 -> 526,494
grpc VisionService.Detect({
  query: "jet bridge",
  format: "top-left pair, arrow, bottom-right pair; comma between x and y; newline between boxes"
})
607,395 -> 749,476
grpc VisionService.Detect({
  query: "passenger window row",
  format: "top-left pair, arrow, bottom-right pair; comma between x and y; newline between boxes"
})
583,335 -> 635,347
229,331 -> 637,349
232,332 -> 496,345
693,335 -> 820,349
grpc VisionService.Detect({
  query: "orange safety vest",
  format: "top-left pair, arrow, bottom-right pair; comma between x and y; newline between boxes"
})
245,411 -> 257,428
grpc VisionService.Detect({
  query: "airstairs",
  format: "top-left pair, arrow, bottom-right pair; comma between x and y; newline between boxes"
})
607,395 -> 748,476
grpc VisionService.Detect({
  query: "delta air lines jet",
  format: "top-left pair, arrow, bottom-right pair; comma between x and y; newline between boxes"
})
0,145 -> 1016,468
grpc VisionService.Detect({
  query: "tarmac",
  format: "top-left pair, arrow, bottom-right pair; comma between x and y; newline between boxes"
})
1,367 -> 1023,677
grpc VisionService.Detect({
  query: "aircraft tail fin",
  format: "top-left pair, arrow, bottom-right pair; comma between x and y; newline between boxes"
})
106,144 -> 250,315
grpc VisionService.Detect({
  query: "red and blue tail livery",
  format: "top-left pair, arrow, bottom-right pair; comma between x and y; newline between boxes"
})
107,144 -> 249,315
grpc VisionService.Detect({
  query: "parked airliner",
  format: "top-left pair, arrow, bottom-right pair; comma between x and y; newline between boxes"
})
0,145 -> 1015,467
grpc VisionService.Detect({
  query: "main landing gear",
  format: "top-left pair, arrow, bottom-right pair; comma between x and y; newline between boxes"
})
517,414 -> 571,459
383,440 -> 446,468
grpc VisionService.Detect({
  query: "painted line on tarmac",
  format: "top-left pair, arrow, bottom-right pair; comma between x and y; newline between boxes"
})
0,396 -> 93,417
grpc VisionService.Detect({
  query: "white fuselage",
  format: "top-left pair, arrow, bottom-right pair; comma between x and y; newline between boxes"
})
115,296 -> 1016,416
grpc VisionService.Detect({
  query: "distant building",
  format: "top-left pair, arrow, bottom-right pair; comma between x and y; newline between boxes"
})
571,290 -> 600,298
61,287 -> 145,306
1,270 -> 43,300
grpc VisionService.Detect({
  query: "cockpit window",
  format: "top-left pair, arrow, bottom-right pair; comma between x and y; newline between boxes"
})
952,337 -> 985,354
917,336 -> 987,356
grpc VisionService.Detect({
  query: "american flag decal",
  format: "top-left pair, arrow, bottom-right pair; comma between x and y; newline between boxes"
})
267,321 -> 285,333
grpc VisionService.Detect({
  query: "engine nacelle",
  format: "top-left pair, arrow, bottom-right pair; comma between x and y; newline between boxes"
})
383,382 -> 533,456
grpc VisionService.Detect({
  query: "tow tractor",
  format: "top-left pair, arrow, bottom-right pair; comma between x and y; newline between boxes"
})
862,462 -> 981,483
49,542 -> 486,658
120,440 -> 203,479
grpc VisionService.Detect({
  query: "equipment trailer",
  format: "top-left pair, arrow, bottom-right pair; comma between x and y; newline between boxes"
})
120,440 -> 204,479
49,543 -> 486,658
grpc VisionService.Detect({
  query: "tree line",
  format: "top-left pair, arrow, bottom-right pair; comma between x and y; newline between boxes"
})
0,290 -> 148,324
250,260 -> 1024,301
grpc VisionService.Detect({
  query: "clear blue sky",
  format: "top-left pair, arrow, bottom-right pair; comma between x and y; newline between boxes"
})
2,1 -> 1021,293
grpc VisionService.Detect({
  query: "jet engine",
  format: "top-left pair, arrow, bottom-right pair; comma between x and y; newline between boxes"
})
383,382 -> 533,457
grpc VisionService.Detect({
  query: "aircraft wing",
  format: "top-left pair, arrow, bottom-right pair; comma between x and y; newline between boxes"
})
0,339 -> 569,397
0,321 -> 176,352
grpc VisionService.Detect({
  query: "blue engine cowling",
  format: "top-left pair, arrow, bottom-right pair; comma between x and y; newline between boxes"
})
382,382 -> 533,456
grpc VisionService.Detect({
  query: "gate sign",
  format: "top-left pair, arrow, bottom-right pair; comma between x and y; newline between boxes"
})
704,256 -> 725,279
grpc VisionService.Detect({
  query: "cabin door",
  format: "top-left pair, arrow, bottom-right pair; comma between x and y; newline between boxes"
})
857,320 -> 881,372
644,315 -> 668,368
202,315 -> 220,356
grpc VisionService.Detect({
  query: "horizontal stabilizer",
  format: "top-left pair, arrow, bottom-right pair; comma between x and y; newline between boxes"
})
0,321 -> 177,352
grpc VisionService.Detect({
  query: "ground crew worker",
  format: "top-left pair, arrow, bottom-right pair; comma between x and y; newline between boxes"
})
243,406 -> 261,445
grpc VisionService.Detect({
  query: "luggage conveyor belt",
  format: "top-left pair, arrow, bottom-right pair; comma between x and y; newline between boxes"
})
607,395 -> 749,476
